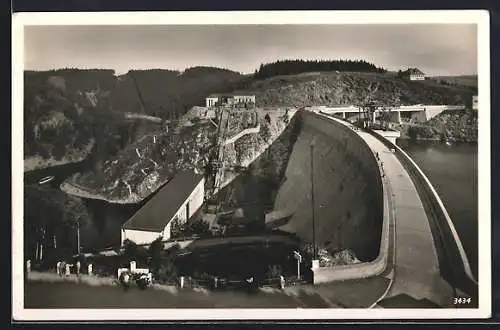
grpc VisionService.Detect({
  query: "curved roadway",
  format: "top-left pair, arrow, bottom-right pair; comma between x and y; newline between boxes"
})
322,116 -> 455,308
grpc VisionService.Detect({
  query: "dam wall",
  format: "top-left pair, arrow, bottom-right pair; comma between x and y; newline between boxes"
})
271,111 -> 384,262
370,129 -> 478,297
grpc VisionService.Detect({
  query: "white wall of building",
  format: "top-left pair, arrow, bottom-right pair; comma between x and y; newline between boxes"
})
206,95 -> 255,107
233,95 -> 256,104
172,178 -> 205,224
473,95 -> 478,110
162,222 -> 172,241
206,97 -> 219,107
189,177 -> 206,217
410,74 -> 425,81
164,177 -> 205,238
121,229 -> 162,245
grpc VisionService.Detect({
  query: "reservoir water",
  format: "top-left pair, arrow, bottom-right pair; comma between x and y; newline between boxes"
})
397,139 -> 478,278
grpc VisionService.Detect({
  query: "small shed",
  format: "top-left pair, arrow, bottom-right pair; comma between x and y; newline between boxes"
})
121,170 -> 205,245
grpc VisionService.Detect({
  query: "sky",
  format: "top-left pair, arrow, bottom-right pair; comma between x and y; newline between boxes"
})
24,24 -> 477,76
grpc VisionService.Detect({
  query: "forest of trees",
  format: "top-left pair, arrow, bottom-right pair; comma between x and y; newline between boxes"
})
253,59 -> 387,79
23,67 -> 247,161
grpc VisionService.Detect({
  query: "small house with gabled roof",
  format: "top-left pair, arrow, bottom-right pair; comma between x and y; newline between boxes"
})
121,170 -> 205,245
402,68 -> 426,81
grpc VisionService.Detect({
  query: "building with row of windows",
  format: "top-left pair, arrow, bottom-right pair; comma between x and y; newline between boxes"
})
205,93 -> 256,107
400,68 -> 426,81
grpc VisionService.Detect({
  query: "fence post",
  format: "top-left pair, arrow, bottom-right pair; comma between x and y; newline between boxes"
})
180,276 -> 184,288
56,261 -> 61,276
88,264 -> 93,276
130,261 -> 136,273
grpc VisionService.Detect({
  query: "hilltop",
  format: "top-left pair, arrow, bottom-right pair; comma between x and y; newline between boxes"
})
234,71 -> 476,108
23,67 -> 247,171
253,59 -> 386,79
429,75 -> 478,90
25,67 -> 245,119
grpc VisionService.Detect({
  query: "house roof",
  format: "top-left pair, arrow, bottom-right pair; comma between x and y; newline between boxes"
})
406,68 -> 425,75
207,93 -> 255,98
122,170 -> 204,232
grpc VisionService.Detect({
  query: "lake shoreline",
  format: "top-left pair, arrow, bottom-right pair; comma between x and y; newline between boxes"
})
24,140 -> 95,173
397,136 -> 478,144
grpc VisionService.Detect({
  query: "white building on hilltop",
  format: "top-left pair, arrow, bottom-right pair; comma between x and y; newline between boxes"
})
206,93 -> 256,107
472,95 -> 478,110
402,68 -> 426,81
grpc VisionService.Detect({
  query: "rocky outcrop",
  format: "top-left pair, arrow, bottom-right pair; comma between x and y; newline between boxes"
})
302,243 -> 361,267
61,120 -> 216,203
61,108 -> 295,204
398,110 -> 478,142
215,109 -> 295,193
238,71 -> 475,108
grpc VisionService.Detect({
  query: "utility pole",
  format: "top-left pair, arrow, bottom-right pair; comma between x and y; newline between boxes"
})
76,219 -> 81,255
310,139 -> 316,261
358,105 -> 361,127
293,251 -> 302,280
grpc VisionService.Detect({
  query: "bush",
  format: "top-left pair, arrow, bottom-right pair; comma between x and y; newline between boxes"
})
121,239 -> 148,263
155,262 -> 178,284
146,240 -> 180,284
52,139 -> 67,160
179,220 -> 212,238
266,265 -> 283,278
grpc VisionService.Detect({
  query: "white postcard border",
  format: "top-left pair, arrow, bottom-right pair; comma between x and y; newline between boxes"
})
12,10 -> 491,321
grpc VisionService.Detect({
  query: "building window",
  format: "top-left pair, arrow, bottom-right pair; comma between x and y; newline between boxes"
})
170,216 -> 181,238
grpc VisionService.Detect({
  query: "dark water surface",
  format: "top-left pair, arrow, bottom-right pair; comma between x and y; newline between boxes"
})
397,139 -> 478,278
24,161 -> 141,252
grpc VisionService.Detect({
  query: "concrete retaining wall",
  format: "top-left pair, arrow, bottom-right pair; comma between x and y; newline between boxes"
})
223,125 -> 261,145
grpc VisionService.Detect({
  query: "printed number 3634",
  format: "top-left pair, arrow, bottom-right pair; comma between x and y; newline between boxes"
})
453,297 -> 472,305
